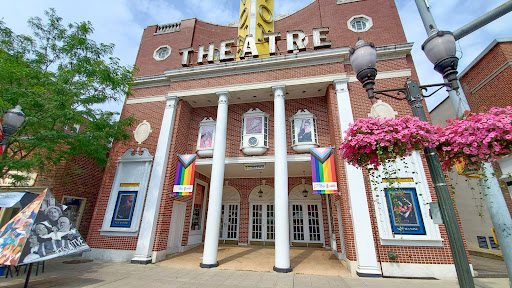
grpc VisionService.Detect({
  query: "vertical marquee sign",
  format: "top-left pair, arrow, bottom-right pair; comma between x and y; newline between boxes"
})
310,147 -> 338,194
173,154 -> 197,196
238,0 -> 274,59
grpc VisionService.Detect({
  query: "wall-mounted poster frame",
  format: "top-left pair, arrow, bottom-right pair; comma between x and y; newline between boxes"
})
385,187 -> 426,235
111,191 -> 137,227
61,195 -> 87,230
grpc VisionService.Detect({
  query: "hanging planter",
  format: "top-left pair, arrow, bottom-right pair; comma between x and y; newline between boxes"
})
339,115 -> 441,169
437,106 -> 512,172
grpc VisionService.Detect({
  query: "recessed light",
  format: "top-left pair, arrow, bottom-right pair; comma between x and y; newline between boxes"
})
253,95 -> 257,98
318,89 -> 322,92
302,91 -> 306,93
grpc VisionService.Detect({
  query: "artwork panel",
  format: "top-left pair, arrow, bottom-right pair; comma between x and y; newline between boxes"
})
385,188 -> 426,235
246,117 -> 263,134
111,191 -> 137,228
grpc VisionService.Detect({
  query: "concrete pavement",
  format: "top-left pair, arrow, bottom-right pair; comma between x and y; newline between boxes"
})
0,254 -> 509,288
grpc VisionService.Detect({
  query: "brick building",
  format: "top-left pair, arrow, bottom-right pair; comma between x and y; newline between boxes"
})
85,0 -> 469,277
430,38 -> 512,256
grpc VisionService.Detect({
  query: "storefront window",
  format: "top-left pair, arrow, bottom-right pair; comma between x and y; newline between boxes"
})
62,196 -> 87,229
191,184 -> 205,231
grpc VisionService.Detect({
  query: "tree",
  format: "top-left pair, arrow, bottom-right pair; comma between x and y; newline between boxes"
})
0,9 -> 136,181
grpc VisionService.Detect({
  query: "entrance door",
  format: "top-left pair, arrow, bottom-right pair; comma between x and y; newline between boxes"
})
290,203 -> 323,246
250,204 -> 275,243
167,201 -> 186,254
219,203 -> 239,241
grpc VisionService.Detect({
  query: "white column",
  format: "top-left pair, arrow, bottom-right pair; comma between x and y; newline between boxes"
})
272,85 -> 292,272
201,91 -> 229,268
132,96 -> 178,264
333,79 -> 381,276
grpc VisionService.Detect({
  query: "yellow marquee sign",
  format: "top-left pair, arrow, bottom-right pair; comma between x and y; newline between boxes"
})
238,0 -> 274,59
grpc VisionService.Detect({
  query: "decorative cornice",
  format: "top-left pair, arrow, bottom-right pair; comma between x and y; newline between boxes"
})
126,69 -> 411,105
131,43 -> 413,88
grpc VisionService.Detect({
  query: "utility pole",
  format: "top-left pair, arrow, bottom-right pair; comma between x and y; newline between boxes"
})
414,1 -> 512,287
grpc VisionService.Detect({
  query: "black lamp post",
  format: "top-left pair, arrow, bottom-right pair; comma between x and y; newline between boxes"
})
1,104 -> 26,154
350,36 -> 475,287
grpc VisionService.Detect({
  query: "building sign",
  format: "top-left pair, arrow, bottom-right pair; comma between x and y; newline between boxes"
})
385,188 -> 426,235
238,0 -> 274,59
179,27 -> 331,66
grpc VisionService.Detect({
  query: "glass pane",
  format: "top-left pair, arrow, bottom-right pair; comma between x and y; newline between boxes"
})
266,204 -> 275,240
252,205 -> 262,240
308,204 -> 321,242
227,204 -> 238,239
292,204 -> 304,241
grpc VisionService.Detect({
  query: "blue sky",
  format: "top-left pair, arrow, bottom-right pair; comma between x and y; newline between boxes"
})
1,0 -> 511,113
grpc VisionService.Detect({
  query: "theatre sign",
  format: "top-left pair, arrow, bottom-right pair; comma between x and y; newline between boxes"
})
178,28 -> 332,67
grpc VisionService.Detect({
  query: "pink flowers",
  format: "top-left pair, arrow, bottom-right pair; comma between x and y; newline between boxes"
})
339,116 -> 441,169
339,106 -> 512,171
437,106 -> 512,170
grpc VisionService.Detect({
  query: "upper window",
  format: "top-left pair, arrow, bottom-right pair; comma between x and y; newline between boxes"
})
347,15 -> 373,33
153,45 -> 171,61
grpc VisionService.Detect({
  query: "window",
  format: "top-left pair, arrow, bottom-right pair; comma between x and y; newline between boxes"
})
241,108 -> 269,156
196,117 -> 216,158
289,110 -> 319,153
153,45 -> 172,61
347,15 -> 373,33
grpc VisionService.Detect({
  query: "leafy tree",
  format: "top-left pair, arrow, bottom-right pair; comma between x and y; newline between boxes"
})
0,9 -> 136,181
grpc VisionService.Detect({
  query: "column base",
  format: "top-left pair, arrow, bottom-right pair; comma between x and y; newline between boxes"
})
356,270 -> 382,277
273,266 -> 292,273
200,262 -> 219,268
131,258 -> 152,264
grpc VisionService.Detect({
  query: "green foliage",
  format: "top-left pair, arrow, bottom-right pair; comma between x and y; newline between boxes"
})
0,9 -> 136,180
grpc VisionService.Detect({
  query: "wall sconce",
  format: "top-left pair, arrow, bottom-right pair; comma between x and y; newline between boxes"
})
302,171 -> 308,198
258,172 -> 263,198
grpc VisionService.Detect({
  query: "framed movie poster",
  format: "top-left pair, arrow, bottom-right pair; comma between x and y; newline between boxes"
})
199,126 -> 214,149
295,118 -> 313,143
385,187 -> 426,235
246,117 -> 262,134
111,191 -> 137,227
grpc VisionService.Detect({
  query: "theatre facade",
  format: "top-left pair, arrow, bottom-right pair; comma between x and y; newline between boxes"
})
85,0 -> 469,278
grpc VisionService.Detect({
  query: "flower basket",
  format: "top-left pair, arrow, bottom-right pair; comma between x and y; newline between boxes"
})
438,106 -> 512,171
340,116 -> 441,169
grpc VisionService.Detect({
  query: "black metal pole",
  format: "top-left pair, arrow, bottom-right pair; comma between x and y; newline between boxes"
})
404,79 -> 475,288
24,263 -> 33,288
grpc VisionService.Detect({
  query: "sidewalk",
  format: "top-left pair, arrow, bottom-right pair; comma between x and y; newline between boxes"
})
0,255 -> 508,288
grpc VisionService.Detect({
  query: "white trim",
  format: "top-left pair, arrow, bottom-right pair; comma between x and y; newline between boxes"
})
337,0 -> 364,4
127,69 -> 411,105
370,151 -> 443,247
100,149 -> 153,235
195,153 -> 311,166
347,15 -> 373,33
471,60 -> 512,94
153,45 -> 172,61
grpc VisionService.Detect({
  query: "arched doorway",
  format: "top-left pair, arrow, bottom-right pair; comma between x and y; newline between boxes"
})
289,184 -> 325,247
248,182 -> 274,245
219,185 -> 240,244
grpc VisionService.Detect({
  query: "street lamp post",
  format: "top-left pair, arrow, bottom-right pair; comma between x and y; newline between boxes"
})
350,38 -> 475,287
1,104 -> 26,155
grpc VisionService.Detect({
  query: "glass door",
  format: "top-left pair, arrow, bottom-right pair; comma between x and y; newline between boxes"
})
220,204 -> 239,240
290,203 -> 323,245
250,204 -> 274,242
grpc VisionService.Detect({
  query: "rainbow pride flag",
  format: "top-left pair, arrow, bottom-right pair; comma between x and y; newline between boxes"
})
173,154 -> 196,196
310,147 -> 338,194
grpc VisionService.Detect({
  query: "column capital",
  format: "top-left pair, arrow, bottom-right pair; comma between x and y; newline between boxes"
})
333,79 -> 348,93
216,91 -> 230,104
165,96 -> 178,108
272,86 -> 286,99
